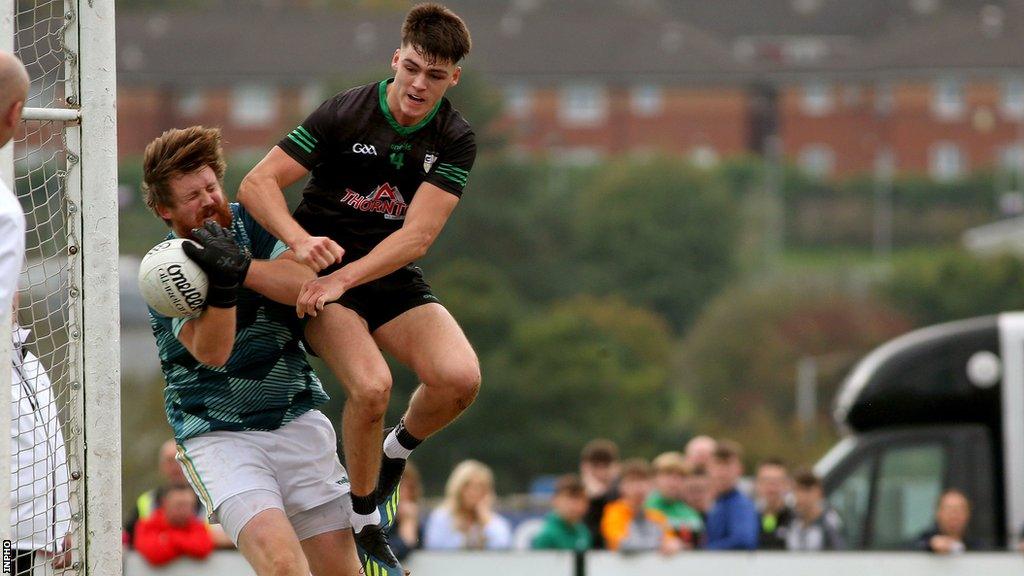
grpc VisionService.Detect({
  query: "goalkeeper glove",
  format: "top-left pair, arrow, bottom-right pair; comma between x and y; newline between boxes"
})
183,220 -> 252,309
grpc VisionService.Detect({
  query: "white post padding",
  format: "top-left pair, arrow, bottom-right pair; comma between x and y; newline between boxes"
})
77,0 -> 122,573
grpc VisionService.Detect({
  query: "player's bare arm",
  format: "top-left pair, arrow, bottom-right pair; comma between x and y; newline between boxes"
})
238,147 -> 343,271
296,182 -> 459,317
174,242 -> 309,364
244,250 -> 317,306
175,307 -> 236,366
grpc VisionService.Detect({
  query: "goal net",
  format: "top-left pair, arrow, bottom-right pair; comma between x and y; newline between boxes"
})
3,0 -> 120,574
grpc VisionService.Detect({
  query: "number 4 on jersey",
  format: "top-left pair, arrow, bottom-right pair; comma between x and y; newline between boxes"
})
390,152 -> 404,170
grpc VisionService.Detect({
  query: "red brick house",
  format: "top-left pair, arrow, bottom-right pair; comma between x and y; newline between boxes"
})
115,0 -> 1024,179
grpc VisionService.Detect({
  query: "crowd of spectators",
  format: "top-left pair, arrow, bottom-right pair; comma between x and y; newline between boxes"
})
122,434 -> 1024,567
374,435 -> 1013,560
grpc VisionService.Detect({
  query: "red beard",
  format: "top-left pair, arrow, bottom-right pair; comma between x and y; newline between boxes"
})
187,199 -> 233,237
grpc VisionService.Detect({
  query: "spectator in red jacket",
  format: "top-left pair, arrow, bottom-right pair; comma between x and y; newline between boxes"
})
134,485 -> 214,566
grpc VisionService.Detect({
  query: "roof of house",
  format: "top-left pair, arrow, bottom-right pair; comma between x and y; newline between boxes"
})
97,0 -> 1024,87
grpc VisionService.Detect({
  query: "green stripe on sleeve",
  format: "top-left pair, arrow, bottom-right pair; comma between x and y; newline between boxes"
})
287,132 -> 313,154
289,128 -> 316,149
434,166 -> 468,186
295,125 -> 318,144
436,163 -> 469,176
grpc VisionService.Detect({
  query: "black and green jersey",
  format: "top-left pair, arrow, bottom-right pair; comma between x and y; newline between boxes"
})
148,203 -> 329,442
279,79 -> 476,262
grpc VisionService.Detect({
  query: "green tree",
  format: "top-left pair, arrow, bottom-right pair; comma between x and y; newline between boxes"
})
411,295 -> 679,493
677,282 -> 912,466
423,158 -> 585,304
574,157 -> 740,331
429,259 -> 524,354
881,251 -> 1024,325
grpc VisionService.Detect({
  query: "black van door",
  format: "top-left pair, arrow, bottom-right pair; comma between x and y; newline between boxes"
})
823,425 -> 998,549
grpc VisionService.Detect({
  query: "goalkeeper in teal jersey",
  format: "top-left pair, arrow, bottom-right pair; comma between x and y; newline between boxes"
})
142,126 -> 361,576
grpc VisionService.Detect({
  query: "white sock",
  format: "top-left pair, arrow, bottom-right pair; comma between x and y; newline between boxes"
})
351,508 -> 381,533
383,428 -> 413,460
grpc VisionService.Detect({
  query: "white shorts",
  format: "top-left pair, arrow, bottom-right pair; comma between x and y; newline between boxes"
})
176,410 -> 352,544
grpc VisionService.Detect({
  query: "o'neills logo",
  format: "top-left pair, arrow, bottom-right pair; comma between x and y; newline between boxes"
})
341,182 -> 407,220
160,264 -> 204,311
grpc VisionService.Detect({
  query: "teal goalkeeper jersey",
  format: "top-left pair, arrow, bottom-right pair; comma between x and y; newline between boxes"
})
148,203 -> 329,442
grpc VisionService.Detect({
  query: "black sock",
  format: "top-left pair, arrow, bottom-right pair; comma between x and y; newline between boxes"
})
351,491 -> 376,516
395,419 -> 422,450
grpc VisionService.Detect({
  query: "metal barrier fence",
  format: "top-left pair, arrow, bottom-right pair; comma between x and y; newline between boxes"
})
122,550 -> 1024,576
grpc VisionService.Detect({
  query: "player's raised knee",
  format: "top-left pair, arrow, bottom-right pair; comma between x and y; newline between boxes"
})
444,362 -> 481,407
348,373 -> 393,419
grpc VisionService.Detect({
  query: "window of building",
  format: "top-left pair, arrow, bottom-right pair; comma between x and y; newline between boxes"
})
504,84 -> 533,120
801,80 -> 834,116
933,78 -> 965,120
1001,77 -> 1024,120
176,87 -> 205,117
231,85 -> 276,127
929,141 -> 965,181
630,84 -> 663,117
559,84 -> 608,126
689,145 -> 719,168
798,144 -> 835,178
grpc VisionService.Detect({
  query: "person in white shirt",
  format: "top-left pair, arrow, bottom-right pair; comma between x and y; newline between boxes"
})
423,460 -> 511,550
9,294 -> 74,576
0,50 -> 29,316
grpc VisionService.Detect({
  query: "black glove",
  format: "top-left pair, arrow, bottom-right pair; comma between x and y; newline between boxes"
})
182,220 -> 252,309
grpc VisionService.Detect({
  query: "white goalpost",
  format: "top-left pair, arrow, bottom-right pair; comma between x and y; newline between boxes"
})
3,0 -> 120,574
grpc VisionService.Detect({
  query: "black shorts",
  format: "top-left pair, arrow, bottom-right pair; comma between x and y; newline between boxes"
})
329,265 -> 439,332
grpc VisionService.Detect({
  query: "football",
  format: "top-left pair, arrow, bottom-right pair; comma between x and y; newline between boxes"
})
138,239 -> 208,318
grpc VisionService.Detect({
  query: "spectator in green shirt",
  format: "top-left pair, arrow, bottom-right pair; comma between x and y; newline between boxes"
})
755,458 -> 794,550
532,474 -> 593,551
645,452 -> 704,548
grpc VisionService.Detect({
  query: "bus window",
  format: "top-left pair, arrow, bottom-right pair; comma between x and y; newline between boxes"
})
828,458 -> 873,548
871,444 -> 946,549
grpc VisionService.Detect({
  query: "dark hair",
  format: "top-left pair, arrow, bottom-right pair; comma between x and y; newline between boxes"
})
402,3 -> 472,64
713,439 -> 744,462
581,438 -> 619,465
619,458 -> 652,481
793,467 -> 821,489
142,126 -> 226,224
554,474 -> 586,498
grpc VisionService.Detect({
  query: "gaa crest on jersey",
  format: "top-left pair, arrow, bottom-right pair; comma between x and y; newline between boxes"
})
341,182 -> 408,221
424,152 -> 438,173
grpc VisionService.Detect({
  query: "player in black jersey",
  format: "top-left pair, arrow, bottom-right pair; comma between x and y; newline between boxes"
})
238,4 -> 478,573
